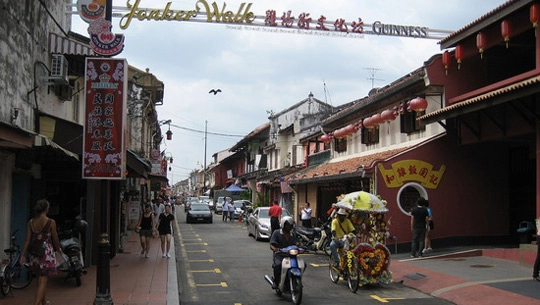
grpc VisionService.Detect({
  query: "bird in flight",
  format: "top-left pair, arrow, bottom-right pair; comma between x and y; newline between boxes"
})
209,89 -> 222,95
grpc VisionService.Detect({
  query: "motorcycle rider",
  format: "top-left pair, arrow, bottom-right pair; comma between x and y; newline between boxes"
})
269,216 -> 300,289
329,208 -> 357,268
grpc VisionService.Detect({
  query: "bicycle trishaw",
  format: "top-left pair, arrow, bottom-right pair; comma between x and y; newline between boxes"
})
329,191 -> 393,288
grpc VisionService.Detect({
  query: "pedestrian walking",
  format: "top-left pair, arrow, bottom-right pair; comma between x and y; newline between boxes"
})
222,198 -> 229,221
136,203 -> 156,258
410,197 -> 429,258
19,199 -> 62,305
228,200 -> 235,222
156,204 -> 176,258
154,197 -> 165,226
268,199 -> 283,236
300,202 -> 312,228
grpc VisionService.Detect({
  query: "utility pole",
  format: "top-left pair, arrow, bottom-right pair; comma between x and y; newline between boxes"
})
203,120 -> 207,194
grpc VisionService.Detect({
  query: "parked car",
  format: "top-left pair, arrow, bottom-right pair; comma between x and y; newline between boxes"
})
214,196 -> 231,215
186,203 -> 213,223
247,207 -> 291,241
233,200 -> 253,219
184,199 -> 198,212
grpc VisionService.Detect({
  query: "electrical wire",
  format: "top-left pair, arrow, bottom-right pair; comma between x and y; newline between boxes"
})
169,123 -> 244,138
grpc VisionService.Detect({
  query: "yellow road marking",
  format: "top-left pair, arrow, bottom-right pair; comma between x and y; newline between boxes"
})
196,282 -> 228,287
186,249 -> 207,253
310,263 -> 329,267
192,269 -> 222,273
189,259 -> 215,263
370,295 -> 405,302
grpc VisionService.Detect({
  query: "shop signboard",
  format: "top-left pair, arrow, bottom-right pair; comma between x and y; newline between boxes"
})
82,58 -> 127,179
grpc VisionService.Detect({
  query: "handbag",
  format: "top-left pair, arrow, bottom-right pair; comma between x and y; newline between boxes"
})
28,219 -> 51,257
428,220 -> 435,230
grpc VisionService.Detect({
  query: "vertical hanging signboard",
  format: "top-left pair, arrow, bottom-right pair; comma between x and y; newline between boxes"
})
82,58 -> 127,179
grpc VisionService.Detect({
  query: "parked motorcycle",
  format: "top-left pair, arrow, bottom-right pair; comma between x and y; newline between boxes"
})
295,219 -> 331,256
264,245 -> 305,305
58,218 -> 87,286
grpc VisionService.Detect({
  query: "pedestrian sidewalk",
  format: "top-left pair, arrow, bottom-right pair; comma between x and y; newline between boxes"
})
391,248 -> 540,305
0,231 -> 177,305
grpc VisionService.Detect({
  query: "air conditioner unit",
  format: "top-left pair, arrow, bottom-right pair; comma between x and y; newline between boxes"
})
49,54 -> 69,85
58,84 -> 73,101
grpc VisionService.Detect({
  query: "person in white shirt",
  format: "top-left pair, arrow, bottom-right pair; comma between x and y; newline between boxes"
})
300,202 -> 313,228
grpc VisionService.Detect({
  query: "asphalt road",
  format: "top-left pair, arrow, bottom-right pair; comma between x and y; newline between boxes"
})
174,209 -> 455,305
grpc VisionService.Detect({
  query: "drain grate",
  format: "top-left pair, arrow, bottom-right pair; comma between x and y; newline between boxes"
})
405,272 -> 427,280
470,264 -> 494,268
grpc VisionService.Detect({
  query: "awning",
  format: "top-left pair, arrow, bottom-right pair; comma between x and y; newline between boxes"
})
49,32 -> 94,56
127,149 -> 150,178
148,173 -> 169,183
0,122 -> 34,148
34,134 -> 79,161
418,73 -> 540,125
289,147 -> 410,185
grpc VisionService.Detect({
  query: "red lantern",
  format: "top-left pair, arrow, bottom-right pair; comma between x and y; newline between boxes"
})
455,45 -> 464,70
363,117 -> 373,129
344,124 -> 356,135
408,97 -> 428,112
321,134 -> 330,143
501,20 -> 511,48
442,51 -> 451,75
476,32 -> 487,59
398,103 -> 406,114
371,113 -> 382,126
381,109 -> 396,122
531,3 -> 540,37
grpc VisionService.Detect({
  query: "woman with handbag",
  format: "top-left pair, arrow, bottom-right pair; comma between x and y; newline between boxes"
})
19,199 -> 62,305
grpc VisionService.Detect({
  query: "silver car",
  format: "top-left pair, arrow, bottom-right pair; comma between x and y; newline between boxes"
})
247,207 -> 291,241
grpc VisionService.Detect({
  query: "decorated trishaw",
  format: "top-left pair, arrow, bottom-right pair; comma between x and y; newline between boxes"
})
333,191 -> 392,286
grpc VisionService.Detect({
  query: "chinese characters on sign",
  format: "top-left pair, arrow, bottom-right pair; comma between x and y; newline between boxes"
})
378,160 -> 446,189
117,0 -> 433,39
83,58 -> 127,179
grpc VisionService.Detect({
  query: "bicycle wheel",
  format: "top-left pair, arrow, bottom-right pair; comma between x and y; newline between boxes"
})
329,253 -> 340,283
10,262 -> 32,289
347,258 -> 360,293
1,265 -> 12,296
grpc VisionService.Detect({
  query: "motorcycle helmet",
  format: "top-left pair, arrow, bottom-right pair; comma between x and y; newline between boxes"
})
280,216 -> 295,232
74,219 -> 88,234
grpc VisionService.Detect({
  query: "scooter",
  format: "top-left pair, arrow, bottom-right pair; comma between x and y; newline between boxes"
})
264,245 -> 306,305
58,218 -> 87,286
296,219 -> 331,255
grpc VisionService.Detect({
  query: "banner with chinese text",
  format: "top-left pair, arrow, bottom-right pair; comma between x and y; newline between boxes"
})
83,58 -> 127,179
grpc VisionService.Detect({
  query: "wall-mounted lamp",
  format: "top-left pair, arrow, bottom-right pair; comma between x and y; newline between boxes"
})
166,129 -> 173,140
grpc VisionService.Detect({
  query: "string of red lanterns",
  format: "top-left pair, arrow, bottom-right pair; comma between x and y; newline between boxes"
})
319,97 -> 426,142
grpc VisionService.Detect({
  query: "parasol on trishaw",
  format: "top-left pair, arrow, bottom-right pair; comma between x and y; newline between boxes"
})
334,191 -> 388,213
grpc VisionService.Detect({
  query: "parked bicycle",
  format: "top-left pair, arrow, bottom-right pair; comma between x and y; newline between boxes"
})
329,235 -> 360,293
0,230 -> 33,296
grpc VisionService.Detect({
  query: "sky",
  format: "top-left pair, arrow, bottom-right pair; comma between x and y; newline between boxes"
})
71,0 -> 507,183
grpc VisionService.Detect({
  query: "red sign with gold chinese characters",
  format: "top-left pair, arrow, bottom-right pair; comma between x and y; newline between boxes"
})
83,58 -> 127,179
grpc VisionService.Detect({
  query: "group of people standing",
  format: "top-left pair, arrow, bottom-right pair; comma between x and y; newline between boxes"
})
221,198 -> 236,222
135,196 -> 176,259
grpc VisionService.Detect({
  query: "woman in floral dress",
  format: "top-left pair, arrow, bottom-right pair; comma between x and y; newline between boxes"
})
20,199 -> 62,305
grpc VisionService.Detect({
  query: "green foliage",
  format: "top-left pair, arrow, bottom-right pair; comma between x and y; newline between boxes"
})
239,190 -> 251,200
254,191 -> 269,208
